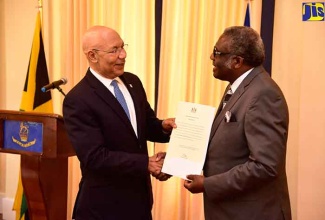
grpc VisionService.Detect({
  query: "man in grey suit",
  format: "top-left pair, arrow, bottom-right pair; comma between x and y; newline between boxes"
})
63,26 -> 175,220
184,26 -> 292,220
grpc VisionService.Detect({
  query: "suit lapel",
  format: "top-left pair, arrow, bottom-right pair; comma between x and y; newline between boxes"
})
209,66 -> 264,142
209,84 -> 231,139
85,71 -> 136,136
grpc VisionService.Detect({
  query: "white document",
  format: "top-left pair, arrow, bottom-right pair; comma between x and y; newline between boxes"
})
162,101 -> 216,179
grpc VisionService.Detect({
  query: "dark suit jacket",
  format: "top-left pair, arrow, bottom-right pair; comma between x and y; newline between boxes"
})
203,66 -> 291,220
63,70 -> 170,220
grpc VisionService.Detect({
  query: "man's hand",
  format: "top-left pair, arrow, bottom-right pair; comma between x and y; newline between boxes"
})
155,151 -> 166,161
184,174 -> 205,194
148,152 -> 172,181
148,154 -> 163,176
162,118 -> 177,133
154,172 -> 172,181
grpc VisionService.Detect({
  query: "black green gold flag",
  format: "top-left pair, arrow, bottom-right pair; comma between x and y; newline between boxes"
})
13,11 -> 53,220
19,12 -> 53,112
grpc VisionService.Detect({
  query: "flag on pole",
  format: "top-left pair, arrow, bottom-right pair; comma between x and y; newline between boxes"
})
19,12 -> 53,112
244,2 -> 251,27
13,11 -> 53,220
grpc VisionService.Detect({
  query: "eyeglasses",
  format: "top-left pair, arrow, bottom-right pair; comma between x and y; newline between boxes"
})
213,46 -> 230,57
92,44 -> 128,55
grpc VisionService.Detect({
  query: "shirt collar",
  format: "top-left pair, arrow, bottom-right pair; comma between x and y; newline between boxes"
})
89,67 -> 122,87
230,68 -> 254,93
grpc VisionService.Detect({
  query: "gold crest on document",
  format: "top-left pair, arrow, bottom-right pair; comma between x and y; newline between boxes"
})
191,107 -> 197,113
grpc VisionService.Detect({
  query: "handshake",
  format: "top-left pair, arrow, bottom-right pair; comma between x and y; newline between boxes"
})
148,152 -> 171,181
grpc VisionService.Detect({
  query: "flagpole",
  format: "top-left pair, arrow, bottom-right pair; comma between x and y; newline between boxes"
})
38,0 -> 43,12
37,0 -> 43,24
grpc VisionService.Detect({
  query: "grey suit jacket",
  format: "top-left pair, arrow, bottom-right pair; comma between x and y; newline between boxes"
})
203,66 -> 291,220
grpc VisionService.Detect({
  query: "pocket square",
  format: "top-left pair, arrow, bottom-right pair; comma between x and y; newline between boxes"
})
225,111 -> 236,123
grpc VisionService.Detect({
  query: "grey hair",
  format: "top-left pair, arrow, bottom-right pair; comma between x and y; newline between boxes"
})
222,26 -> 265,67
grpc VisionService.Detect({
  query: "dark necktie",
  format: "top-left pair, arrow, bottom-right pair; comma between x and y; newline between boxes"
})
222,88 -> 233,109
111,80 -> 130,120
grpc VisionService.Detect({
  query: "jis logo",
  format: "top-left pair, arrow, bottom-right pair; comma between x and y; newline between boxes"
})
302,2 -> 325,21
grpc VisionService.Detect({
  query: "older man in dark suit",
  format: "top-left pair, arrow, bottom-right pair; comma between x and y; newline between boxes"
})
63,26 -> 175,220
184,26 -> 292,220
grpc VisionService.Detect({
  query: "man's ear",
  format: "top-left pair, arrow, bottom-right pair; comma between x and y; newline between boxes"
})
233,56 -> 244,69
87,50 -> 98,63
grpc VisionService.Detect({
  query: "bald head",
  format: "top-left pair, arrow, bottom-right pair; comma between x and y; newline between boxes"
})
81,26 -> 127,79
82,26 -> 121,54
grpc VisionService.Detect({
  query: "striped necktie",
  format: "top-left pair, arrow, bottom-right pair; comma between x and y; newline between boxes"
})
222,88 -> 233,109
111,80 -> 130,120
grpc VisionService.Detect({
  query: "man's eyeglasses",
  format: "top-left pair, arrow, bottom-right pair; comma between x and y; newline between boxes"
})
92,44 -> 128,55
213,46 -> 230,57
